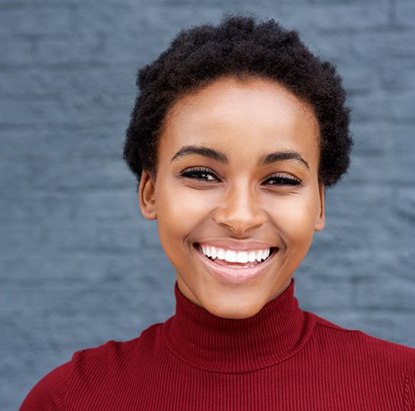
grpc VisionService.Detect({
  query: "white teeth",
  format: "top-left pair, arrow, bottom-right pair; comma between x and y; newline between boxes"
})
199,245 -> 272,264
225,250 -> 237,262
236,251 -> 249,263
256,250 -> 264,262
263,248 -> 270,259
211,247 -> 218,259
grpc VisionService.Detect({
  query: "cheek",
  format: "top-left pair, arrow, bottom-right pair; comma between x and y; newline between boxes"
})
266,194 -> 319,245
156,184 -> 216,242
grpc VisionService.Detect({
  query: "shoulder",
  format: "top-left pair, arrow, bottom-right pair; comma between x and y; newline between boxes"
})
312,313 -> 415,369
19,322 -> 163,410
19,361 -> 72,410
71,322 -> 162,373
308,313 -> 415,407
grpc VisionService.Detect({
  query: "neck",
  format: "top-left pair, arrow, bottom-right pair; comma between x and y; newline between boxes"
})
162,278 -> 316,373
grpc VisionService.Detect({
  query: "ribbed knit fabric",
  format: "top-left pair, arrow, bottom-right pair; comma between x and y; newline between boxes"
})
20,279 -> 415,410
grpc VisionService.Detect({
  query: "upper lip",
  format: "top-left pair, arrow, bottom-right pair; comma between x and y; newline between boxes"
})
195,238 -> 276,251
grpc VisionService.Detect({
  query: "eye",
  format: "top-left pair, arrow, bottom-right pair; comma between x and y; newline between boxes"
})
263,174 -> 301,186
179,167 -> 220,182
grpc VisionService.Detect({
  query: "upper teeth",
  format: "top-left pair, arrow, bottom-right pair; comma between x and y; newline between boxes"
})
199,245 -> 271,263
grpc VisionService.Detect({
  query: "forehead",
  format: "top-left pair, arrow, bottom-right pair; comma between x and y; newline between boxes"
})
158,76 -> 320,165
165,76 -> 318,129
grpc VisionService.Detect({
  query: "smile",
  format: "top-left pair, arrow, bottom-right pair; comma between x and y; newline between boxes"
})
194,243 -> 278,284
199,245 -> 271,264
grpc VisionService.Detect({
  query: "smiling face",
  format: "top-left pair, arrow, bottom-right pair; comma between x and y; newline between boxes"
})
139,76 -> 325,319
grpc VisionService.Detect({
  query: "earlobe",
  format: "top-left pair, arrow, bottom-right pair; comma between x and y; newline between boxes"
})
138,170 -> 157,220
315,184 -> 325,232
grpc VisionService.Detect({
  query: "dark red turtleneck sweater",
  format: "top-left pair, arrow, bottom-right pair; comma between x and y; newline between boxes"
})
20,279 -> 415,410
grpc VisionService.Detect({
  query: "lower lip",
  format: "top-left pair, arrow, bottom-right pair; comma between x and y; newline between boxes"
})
194,246 -> 277,285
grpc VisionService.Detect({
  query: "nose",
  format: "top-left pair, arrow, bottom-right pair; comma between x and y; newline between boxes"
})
213,181 -> 267,237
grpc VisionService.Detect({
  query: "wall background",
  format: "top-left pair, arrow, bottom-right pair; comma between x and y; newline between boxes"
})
1,0 -> 414,409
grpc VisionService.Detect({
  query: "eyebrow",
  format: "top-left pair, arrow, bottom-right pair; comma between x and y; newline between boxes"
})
171,145 -> 228,163
260,151 -> 310,170
171,145 -> 310,170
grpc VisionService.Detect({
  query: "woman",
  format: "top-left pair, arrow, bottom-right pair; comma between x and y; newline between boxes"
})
20,15 -> 415,410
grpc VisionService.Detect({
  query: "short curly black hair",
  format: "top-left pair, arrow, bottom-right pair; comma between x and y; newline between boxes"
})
124,14 -> 352,187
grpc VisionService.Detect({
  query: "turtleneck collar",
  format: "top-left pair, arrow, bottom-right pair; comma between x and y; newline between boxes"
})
162,278 -> 316,373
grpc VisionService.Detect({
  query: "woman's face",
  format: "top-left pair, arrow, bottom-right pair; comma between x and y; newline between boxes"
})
139,76 -> 324,319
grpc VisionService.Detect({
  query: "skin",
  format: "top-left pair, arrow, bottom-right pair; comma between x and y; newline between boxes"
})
139,75 -> 325,319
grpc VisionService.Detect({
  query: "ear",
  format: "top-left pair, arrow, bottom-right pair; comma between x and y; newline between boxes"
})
138,170 -> 157,220
314,183 -> 325,232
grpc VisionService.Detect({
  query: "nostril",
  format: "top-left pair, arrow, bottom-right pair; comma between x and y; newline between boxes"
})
214,221 -> 265,237
213,205 -> 267,235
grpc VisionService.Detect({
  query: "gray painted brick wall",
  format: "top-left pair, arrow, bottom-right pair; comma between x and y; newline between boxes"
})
1,1 -> 414,410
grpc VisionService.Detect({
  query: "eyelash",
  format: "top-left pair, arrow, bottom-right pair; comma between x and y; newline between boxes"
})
265,175 -> 301,186
180,167 -> 219,182
179,167 -> 301,186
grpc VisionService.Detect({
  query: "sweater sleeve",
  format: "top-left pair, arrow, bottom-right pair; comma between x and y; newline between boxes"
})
406,356 -> 415,411
19,361 -> 72,411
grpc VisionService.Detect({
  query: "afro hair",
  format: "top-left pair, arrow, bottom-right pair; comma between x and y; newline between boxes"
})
123,14 -> 352,187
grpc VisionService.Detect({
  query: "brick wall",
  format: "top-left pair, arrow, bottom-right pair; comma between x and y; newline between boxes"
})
1,1 -> 414,409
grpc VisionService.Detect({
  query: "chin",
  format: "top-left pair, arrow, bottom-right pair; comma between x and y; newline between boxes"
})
204,296 -> 266,320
